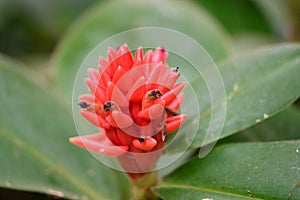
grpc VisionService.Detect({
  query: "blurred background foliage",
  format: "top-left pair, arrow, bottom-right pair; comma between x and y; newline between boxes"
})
1,0 -> 299,62
0,0 -> 95,59
0,0 -> 299,199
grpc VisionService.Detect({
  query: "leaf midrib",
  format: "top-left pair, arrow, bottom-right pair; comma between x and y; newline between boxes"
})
0,128 -> 105,200
155,183 -> 265,200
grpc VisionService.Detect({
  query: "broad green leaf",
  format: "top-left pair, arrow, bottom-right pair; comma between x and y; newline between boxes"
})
51,0 -> 231,100
154,187 -> 259,200
182,44 -> 300,148
154,141 -> 300,200
222,106 -> 300,143
0,56 -> 130,200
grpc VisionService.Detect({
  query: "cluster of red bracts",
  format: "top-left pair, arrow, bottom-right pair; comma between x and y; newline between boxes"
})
70,44 -> 186,179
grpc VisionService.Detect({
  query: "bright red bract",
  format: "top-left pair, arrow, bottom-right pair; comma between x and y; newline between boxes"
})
70,44 -> 186,178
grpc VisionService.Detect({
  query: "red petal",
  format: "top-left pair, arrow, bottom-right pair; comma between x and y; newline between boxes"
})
80,110 -> 108,129
108,48 -> 118,73
94,86 -> 106,104
130,65 -> 145,82
135,47 -> 143,63
69,133 -> 128,156
104,128 -> 121,146
109,111 -> 133,129
126,76 -> 146,102
166,114 -> 187,123
143,61 -> 159,79
116,44 -> 134,71
99,71 -> 111,88
165,114 -> 187,133
143,50 -> 153,64
132,137 -> 157,151
156,82 -> 185,105
165,70 -> 180,88
167,94 -> 184,111
85,78 -> 96,93
138,101 -> 165,120
138,120 -> 162,137
112,66 -> 127,84
98,56 -> 109,71
88,68 -> 99,81
98,145 -> 128,156
152,47 -> 167,63
115,74 -> 135,94
147,63 -> 161,84
106,82 -> 129,107
116,129 -> 134,145
156,64 -> 168,83
79,94 -> 95,103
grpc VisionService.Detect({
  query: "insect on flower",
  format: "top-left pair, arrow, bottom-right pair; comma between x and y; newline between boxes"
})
69,44 -> 186,178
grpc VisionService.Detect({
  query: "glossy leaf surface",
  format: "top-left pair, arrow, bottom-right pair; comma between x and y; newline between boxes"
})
0,57 -> 129,200
154,141 -> 300,199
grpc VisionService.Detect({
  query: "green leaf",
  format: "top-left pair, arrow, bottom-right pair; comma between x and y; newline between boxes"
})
185,44 -> 300,148
154,141 -> 300,199
0,56 -> 130,200
194,0 -> 272,35
222,106 -> 300,143
51,0 -> 231,100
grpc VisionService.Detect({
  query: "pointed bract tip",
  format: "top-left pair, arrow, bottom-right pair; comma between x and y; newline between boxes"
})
69,136 -> 83,147
99,146 -> 129,157
132,137 -> 157,151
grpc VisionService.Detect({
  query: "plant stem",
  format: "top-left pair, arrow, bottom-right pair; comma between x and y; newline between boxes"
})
131,171 -> 159,200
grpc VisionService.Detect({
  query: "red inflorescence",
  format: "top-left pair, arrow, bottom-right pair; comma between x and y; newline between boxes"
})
70,44 -> 186,178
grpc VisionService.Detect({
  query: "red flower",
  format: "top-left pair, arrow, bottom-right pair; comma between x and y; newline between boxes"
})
70,44 -> 186,179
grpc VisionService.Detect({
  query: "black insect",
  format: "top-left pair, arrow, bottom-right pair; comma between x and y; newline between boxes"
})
103,101 -> 114,112
173,66 -> 179,73
148,89 -> 163,100
138,137 -> 145,143
79,101 -> 90,109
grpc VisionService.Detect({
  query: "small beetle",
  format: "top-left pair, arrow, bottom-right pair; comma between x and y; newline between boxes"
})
138,137 -> 145,143
79,101 -> 90,109
147,89 -> 163,100
103,101 -> 114,112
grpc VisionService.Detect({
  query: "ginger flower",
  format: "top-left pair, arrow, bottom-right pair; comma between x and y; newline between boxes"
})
70,44 -> 186,179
